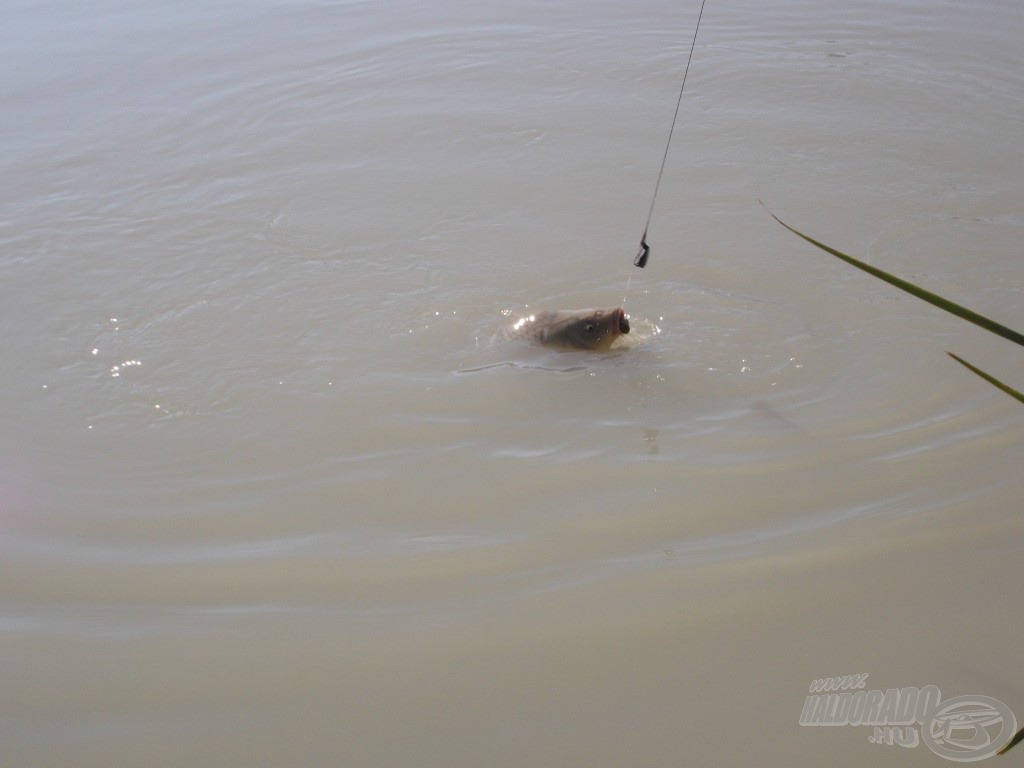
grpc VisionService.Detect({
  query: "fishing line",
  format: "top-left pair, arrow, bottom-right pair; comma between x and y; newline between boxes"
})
633,0 -> 707,270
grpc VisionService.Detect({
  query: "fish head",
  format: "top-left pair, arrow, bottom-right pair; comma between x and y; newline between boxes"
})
540,307 -> 630,350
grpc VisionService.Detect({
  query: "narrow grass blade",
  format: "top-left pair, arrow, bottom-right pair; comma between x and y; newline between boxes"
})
947,353 -> 1024,404
765,208 -> 1024,348
997,725 -> 1024,755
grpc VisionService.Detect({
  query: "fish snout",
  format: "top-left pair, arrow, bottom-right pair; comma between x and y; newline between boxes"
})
617,308 -> 630,335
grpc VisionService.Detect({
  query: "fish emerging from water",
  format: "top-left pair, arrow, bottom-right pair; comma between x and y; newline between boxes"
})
498,307 -> 630,351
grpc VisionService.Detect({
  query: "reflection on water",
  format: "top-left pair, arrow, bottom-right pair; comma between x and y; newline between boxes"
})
1,0 -> 1022,765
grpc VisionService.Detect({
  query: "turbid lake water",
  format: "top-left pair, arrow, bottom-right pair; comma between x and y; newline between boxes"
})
2,0 -> 1022,764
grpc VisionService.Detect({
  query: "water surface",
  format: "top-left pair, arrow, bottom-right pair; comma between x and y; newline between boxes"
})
2,0 -> 1022,765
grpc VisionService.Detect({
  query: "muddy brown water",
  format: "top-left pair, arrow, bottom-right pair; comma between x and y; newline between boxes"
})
1,0 -> 1022,765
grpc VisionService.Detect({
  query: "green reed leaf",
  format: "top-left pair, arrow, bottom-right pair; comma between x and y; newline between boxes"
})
997,725 -> 1024,755
946,353 -> 1024,405
766,208 -> 1024,348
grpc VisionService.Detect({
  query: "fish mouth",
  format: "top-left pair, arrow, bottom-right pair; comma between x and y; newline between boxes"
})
617,309 -> 630,335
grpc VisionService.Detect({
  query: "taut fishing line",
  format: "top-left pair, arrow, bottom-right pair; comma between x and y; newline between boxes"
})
632,0 -> 707,272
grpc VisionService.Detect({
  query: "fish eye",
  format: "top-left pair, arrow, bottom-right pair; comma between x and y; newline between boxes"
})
584,323 -> 595,333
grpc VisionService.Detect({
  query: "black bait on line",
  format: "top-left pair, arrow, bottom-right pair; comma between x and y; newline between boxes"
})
633,0 -> 707,269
